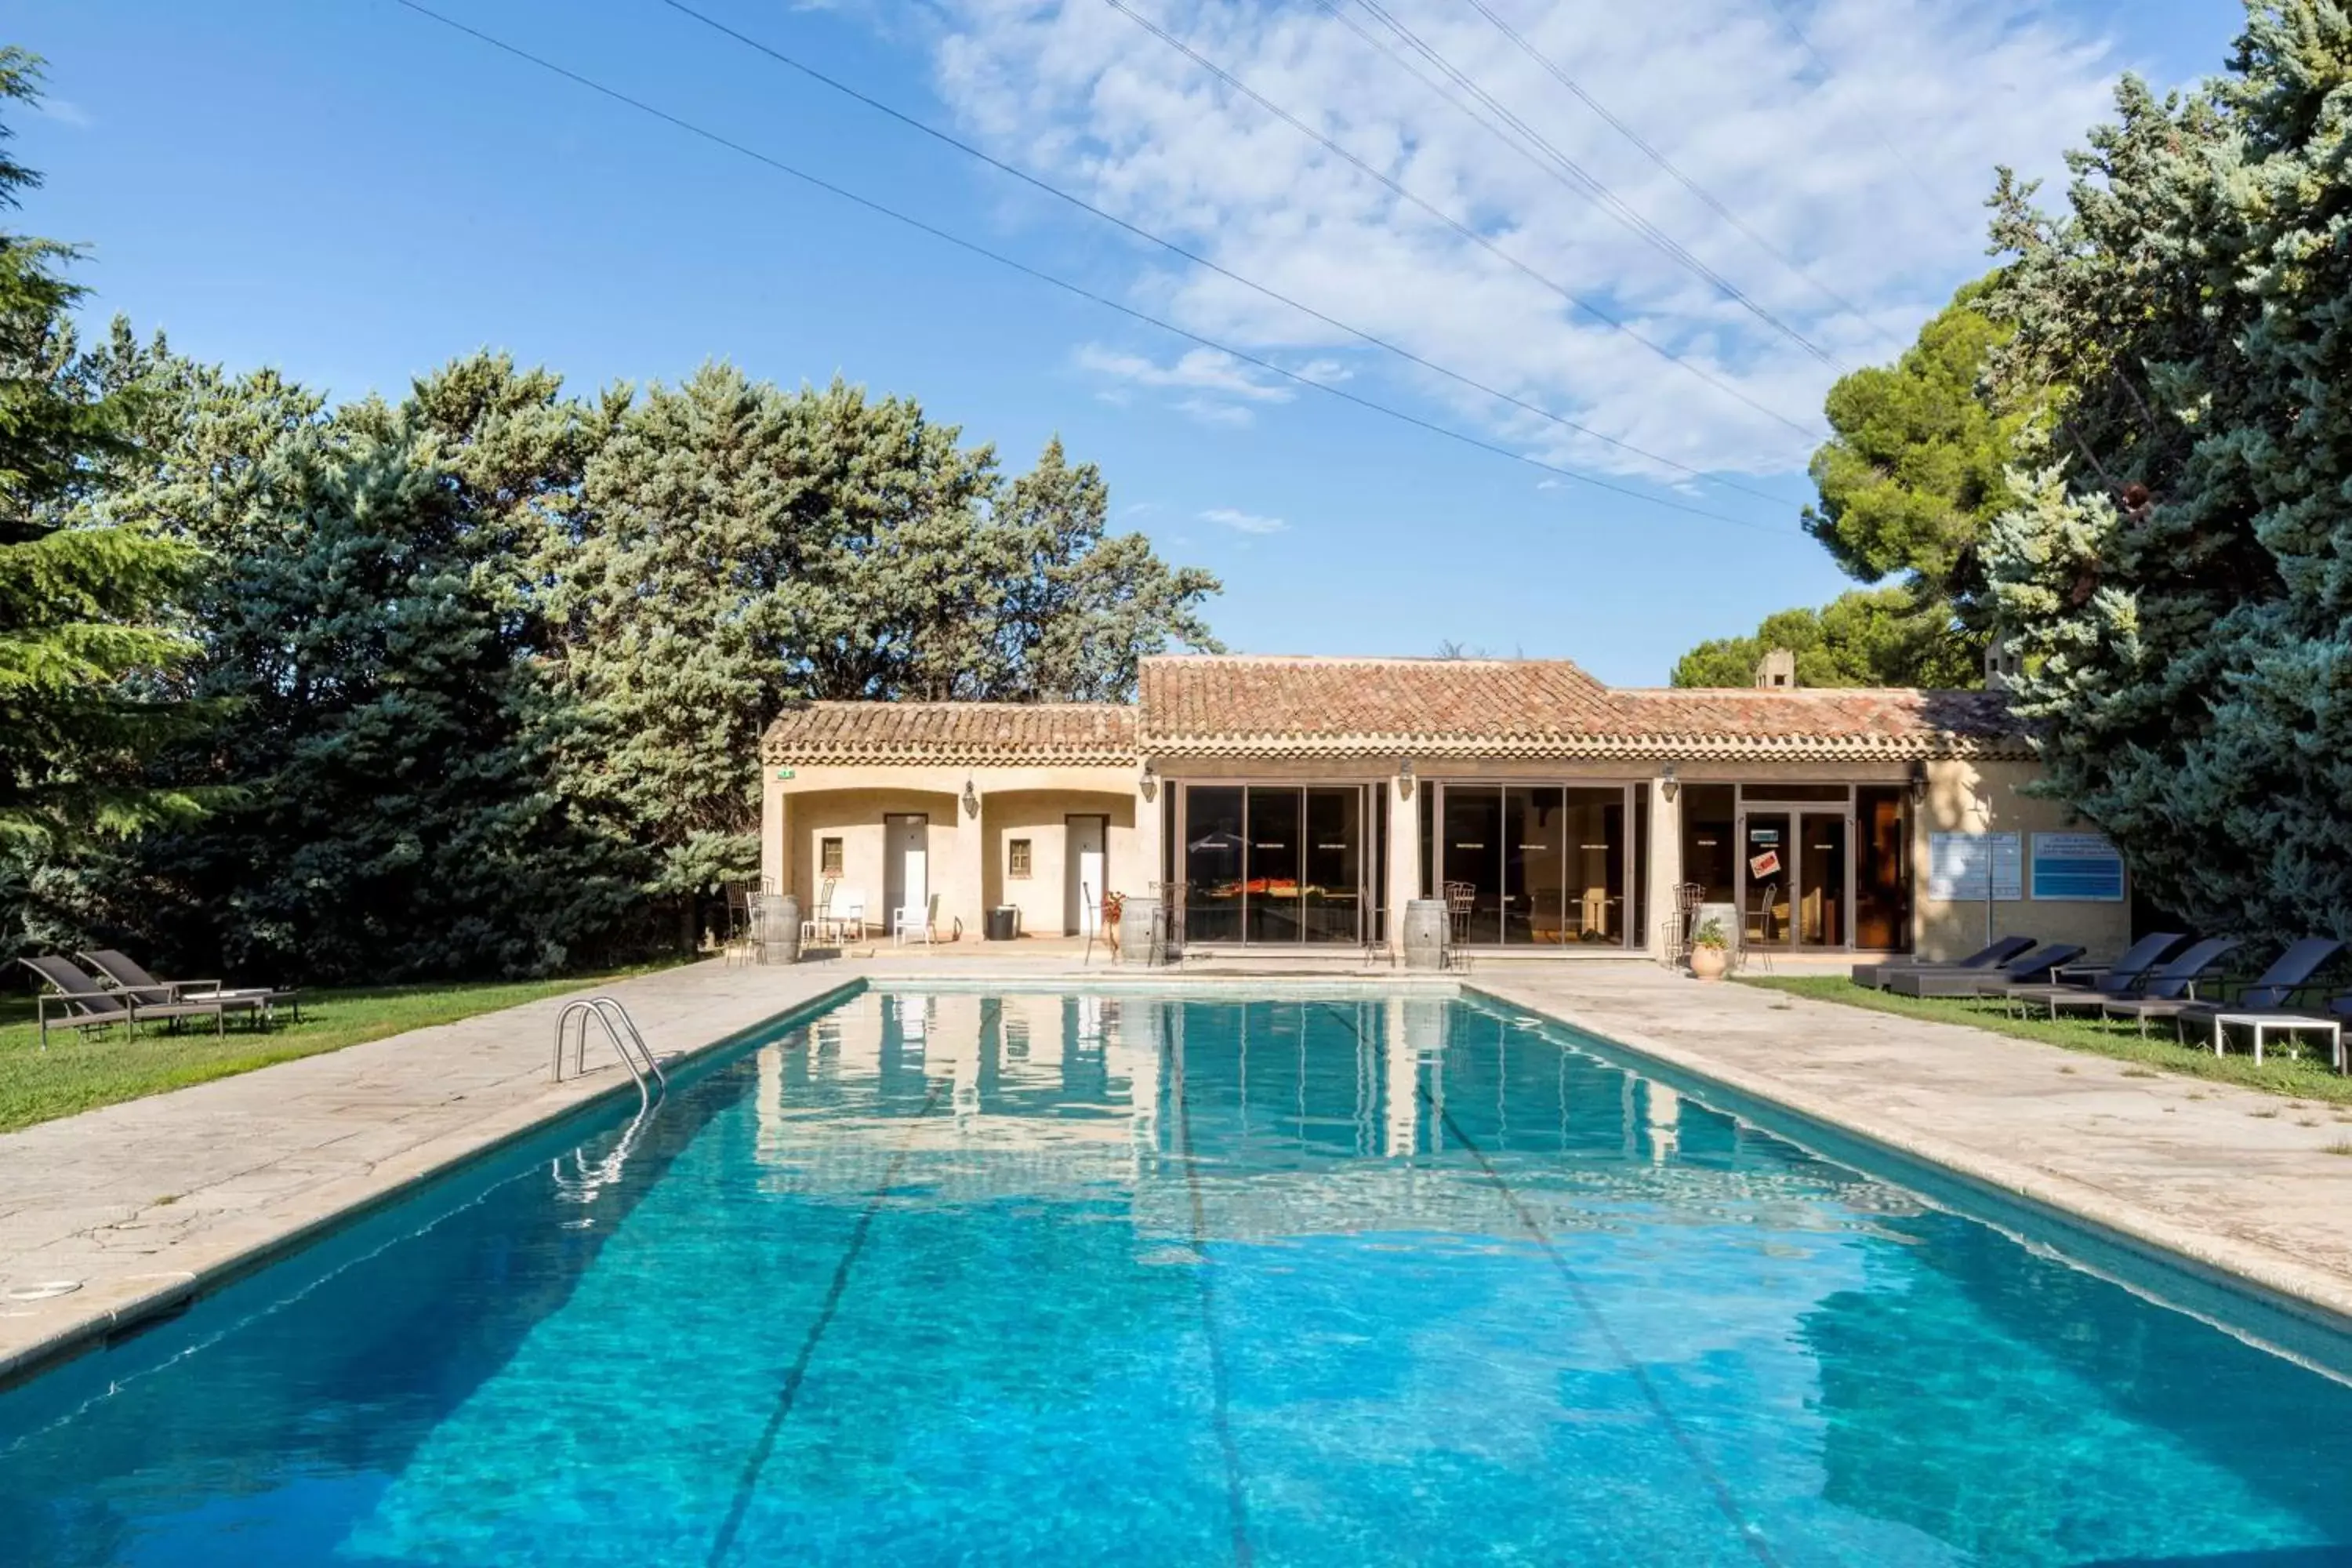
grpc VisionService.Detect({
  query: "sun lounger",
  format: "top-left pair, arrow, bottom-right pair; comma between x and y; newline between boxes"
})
1851,935 -> 2034,990
2105,938 -> 2337,1043
2171,939 -> 2347,1061
1993,932 -> 2184,1018
16,955 -> 227,1049
78,948 -> 300,1027
2092,938 -> 2245,1034
1886,944 -> 2086,998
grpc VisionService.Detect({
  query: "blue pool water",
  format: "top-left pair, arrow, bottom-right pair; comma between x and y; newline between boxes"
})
6,989 -> 2352,1566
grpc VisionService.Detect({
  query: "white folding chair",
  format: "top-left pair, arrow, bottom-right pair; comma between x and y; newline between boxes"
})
893,892 -> 940,946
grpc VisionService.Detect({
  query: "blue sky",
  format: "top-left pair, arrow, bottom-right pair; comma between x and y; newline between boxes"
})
14,0 -> 2237,684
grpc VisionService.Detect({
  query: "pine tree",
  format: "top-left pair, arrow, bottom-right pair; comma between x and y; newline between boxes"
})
0,51 -> 205,862
1982,2 -> 2352,938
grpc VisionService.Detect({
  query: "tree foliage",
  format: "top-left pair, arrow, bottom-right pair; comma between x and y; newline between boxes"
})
1673,284 -> 2024,688
1669,587 -> 1973,688
0,51 -> 205,858
1980,2 -> 2352,938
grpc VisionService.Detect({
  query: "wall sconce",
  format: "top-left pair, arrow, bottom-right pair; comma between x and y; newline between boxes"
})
1138,757 -> 1158,802
962,778 -> 980,818
1659,763 -> 1679,804
1397,756 -> 1415,798
1907,759 -> 1929,807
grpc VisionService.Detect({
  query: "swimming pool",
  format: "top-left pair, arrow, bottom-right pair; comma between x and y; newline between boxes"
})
5,987 -> 2352,1565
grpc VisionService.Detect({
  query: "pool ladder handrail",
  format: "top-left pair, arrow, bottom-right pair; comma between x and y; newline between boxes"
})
550,996 -> 667,1112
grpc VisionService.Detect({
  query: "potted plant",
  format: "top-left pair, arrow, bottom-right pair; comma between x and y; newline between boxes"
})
1688,917 -> 1730,981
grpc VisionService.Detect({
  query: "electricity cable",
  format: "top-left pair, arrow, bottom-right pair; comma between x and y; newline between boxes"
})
387,0 -> 1806,536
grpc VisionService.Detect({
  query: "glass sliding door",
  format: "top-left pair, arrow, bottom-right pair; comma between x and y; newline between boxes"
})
1744,811 -> 1791,946
1505,787 -> 1566,945
1302,787 -> 1364,944
1441,786 -> 1504,946
1243,786 -> 1304,943
1183,786 -> 1245,944
1797,812 -> 1848,947
1562,788 -> 1625,942
1854,785 -> 1910,951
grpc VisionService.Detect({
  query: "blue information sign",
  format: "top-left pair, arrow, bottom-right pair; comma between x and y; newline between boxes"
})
2031,833 -> 2127,902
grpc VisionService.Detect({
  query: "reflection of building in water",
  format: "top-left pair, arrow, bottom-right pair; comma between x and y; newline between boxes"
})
746,993 -> 1915,1250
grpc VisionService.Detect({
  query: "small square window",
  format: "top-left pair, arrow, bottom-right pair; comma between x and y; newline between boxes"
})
820,837 -> 844,877
1008,839 -> 1033,879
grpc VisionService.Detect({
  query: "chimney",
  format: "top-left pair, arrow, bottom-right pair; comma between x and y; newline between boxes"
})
1755,648 -> 1796,690
1984,631 -> 2021,692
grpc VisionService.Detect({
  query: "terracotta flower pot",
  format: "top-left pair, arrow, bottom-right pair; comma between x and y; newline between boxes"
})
1689,945 -> 1730,982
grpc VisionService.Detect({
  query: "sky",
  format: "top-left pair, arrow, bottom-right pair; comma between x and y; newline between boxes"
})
13,0 -> 2241,684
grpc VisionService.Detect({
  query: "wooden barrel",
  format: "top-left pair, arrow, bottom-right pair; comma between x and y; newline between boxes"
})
1400,898 -> 1448,970
1118,895 -> 1160,965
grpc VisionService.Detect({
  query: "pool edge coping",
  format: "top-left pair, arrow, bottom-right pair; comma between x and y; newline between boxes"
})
0,978 -> 869,1392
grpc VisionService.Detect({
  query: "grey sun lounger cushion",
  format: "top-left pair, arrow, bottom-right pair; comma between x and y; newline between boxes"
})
78,949 -> 296,1016
1995,932 -> 2185,1014
1851,935 -> 2035,990
17,955 -> 227,1040
1886,944 -> 2086,998
2172,938 -> 2347,1027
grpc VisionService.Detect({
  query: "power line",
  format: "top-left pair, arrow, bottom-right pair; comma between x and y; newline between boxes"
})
1337,0 -> 1844,369
385,0 -> 1804,537
1450,0 -> 1884,338
1095,0 -> 1827,442
655,0 -> 1792,511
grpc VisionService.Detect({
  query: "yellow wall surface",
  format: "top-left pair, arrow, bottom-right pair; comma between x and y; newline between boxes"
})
1915,759 -> 2132,961
980,789 -> 1142,935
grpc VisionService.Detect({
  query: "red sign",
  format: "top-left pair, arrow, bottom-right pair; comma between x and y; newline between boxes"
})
1748,850 -> 1781,879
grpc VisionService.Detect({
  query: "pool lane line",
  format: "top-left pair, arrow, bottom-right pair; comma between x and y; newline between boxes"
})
1170,1009 -> 1258,1568
705,1076 -> 947,1568
1311,1003 -> 1781,1568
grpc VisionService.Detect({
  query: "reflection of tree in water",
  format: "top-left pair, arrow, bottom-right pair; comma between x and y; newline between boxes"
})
1800,1217 -> 2352,1565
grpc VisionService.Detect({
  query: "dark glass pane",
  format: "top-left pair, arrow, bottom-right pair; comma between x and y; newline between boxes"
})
1440,786 -> 1502,945
1302,788 -> 1363,944
1183,786 -> 1244,944
1682,784 -> 1737,903
1246,787 -> 1303,944
1739,783 -> 1852,802
1633,788 -> 1650,948
1504,787 -> 1565,946
1374,787 -> 1390,942
1856,786 -> 1911,952
1799,811 -> 1849,947
1744,811 -> 1791,946
1563,788 -> 1624,943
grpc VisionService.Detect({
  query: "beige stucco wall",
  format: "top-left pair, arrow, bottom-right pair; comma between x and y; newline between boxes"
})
1915,757 -> 2132,962
980,789 -> 1143,935
760,761 -> 1148,942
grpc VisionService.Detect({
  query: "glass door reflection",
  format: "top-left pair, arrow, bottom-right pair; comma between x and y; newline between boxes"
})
1798,811 -> 1848,947
1302,788 -> 1363,944
1244,787 -> 1303,943
1743,811 -> 1791,947
1441,787 -> 1503,946
1504,787 -> 1566,945
1183,786 -> 1245,944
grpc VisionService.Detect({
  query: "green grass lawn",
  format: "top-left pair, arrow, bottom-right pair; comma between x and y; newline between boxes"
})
0,964 -> 684,1134
1742,975 -> 2352,1106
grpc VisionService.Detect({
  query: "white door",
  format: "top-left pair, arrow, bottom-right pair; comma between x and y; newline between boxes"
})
1067,815 -> 1108,936
885,815 -> 927,921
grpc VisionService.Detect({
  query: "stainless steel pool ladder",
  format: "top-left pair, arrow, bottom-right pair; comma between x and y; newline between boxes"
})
550,996 -> 667,1111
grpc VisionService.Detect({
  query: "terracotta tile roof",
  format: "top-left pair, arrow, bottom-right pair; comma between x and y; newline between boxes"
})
762,702 -> 1139,765
759,660 -> 2029,768
1137,655 -> 2027,760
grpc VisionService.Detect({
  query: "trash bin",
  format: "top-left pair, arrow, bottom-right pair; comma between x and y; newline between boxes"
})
985,906 -> 1020,942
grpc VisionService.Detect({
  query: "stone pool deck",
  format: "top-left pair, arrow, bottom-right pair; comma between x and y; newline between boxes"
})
11,952 -> 2352,1382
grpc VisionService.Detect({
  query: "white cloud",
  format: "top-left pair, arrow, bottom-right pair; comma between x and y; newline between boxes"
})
32,97 -> 92,129
930,0 -> 2120,482
1200,506 -> 1287,534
